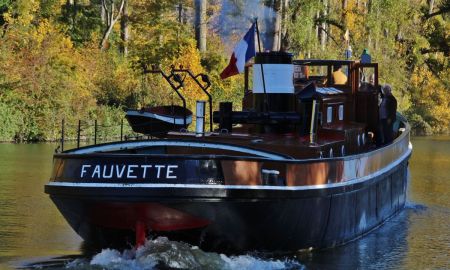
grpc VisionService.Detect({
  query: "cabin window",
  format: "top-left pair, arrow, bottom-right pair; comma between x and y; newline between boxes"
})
294,65 -> 307,79
338,105 -> 344,121
332,65 -> 349,85
327,106 -> 333,123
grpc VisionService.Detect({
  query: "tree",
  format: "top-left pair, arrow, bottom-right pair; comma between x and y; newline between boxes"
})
425,0 -> 450,19
280,0 -> 290,51
100,0 -> 125,50
272,0 -> 282,51
195,0 -> 207,52
60,0 -> 103,45
120,0 -> 129,56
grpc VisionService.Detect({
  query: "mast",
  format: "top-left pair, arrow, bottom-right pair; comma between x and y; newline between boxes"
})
255,18 -> 269,112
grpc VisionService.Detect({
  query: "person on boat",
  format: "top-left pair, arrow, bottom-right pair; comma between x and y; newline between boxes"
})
379,84 -> 397,145
332,65 -> 347,85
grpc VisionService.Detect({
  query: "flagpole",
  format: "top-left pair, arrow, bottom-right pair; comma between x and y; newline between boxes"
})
255,18 -> 268,113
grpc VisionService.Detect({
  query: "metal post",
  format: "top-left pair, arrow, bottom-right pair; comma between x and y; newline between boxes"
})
244,66 -> 249,92
61,118 -> 65,152
94,120 -> 98,145
255,19 -> 269,112
120,119 -> 124,141
77,120 -> 81,148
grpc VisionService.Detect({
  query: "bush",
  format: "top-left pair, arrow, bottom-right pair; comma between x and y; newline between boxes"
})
405,112 -> 433,136
0,96 -> 24,142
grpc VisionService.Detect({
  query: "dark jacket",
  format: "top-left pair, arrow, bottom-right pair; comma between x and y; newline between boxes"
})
379,95 -> 397,121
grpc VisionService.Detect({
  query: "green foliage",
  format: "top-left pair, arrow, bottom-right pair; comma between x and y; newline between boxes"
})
0,93 -> 25,141
87,105 -> 132,142
0,0 -> 12,26
59,1 -> 103,45
129,1 -> 194,68
405,112 -> 433,136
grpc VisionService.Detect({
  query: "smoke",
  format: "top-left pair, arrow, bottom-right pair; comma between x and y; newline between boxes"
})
215,0 -> 277,52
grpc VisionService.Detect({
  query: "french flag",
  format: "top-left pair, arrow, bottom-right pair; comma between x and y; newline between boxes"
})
220,23 -> 256,79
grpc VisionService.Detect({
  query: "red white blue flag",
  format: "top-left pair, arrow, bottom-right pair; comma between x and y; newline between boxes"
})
220,23 -> 256,79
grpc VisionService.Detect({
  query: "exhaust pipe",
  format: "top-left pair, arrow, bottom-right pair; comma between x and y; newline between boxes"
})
196,100 -> 206,136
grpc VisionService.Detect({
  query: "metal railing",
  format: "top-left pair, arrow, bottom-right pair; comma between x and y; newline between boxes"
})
58,118 -> 144,152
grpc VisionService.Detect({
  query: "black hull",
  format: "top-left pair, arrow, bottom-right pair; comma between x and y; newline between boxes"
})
46,157 -> 408,253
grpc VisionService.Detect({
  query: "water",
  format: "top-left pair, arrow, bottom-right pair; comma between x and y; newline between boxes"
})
0,137 -> 448,269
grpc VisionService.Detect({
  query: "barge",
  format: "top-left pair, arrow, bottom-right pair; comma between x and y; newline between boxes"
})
45,52 -> 411,253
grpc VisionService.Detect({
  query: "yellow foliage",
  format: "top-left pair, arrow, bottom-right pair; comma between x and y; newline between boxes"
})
410,66 -> 450,133
343,0 -> 366,42
16,0 -> 39,26
170,43 -> 207,109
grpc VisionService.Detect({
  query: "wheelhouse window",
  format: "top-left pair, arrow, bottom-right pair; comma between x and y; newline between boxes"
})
327,106 -> 333,123
339,105 -> 344,121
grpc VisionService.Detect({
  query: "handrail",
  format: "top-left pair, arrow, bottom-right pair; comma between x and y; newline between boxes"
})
172,65 -> 213,131
142,65 -> 188,128
57,118 -> 132,152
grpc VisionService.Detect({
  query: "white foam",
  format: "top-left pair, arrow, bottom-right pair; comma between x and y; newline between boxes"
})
64,237 -> 303,270
220,254 -> 288,270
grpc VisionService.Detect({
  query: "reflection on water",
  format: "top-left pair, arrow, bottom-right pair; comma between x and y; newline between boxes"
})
0,137 -> 449,269
0,144 -> 82,268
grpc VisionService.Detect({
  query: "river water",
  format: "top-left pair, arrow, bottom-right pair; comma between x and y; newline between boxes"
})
0,136 -> 448,269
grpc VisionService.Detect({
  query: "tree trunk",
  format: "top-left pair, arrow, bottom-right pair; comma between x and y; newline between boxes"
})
263,0 -> 274,50
67,0 -> 77,31
428,0 -> 435,14
101,24 -> 115,50
341,0 -> 348,25
320,0 -> 327,50
195,0 -> 207,52
342,0 -> 348,9
101,1 -> 106,24
100,0 -> 125,50
177,3 -> 182,23
316,10 -> 320,41
366,0 -> 372,49
120,0 -> 129,56
272,0 -> 282,51
326,0 -> 331,45
183,5 -> 188,24
280,0 -> 290,51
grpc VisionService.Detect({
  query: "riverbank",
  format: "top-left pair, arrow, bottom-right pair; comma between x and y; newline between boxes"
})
1,127 -> 448,143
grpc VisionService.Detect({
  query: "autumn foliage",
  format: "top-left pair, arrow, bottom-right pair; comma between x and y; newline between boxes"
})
0,0 -> 448,141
